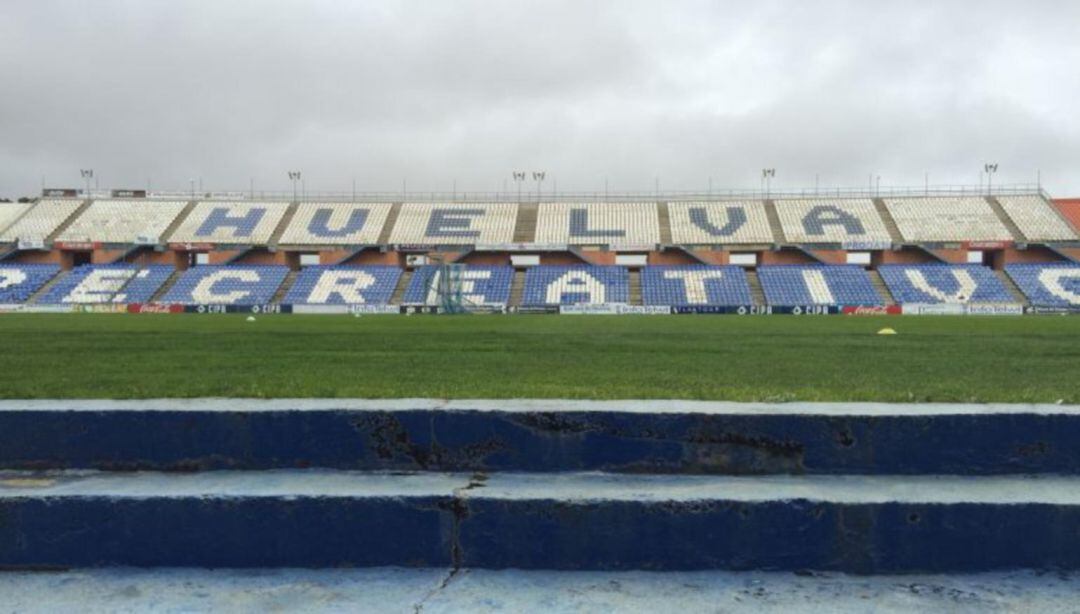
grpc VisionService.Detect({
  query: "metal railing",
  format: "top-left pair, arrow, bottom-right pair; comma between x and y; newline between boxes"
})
61,182 -> 1048,203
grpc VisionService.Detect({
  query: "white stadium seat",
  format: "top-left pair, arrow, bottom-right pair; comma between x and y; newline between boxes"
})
994,195 -> 1077,241
667,201 -> 773,244
388,203 -> 517,245
535,202 -> 660,246
0,199 -> 83,242
168,201 -> 289,244
883,197 -> 1012,242
0,202 -> 34,236
57,200 -> 188,244
775,199 -> 892,244
278,203 -> 393,245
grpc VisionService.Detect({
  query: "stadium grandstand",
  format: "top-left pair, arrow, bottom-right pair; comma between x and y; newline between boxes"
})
1,186 -> 1078,314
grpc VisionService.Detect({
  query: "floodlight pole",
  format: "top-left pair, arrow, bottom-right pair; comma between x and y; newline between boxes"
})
984,163 -> 998,196
288,171 -> 302,202
512,171 -> 525,203
80,169 -> 93,199
533,171 -> 546,202
761,168 -> 775,199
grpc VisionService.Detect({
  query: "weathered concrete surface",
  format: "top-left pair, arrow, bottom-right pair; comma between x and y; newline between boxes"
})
2,567 -> 1080,613
4,470 -> 1080,572
0,470 -> 463,568
2,398 -> 1080,475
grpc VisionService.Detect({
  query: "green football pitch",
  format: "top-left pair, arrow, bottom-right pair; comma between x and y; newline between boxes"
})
1,314 -> 1078,402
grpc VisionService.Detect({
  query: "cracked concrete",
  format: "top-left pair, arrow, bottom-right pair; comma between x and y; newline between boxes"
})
3,568 -> 1080,613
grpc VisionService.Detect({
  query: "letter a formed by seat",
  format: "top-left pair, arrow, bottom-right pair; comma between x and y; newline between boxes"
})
802,205 -> 865,237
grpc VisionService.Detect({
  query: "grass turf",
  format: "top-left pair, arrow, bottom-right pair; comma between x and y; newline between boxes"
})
0,314 -> 1078,402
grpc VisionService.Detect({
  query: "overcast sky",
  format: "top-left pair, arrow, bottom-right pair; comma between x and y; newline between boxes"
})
1,0 -> 1078,199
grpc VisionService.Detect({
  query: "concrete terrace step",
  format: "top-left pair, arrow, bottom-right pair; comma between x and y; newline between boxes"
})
4,469 -> 1080,571
745,271 -> 767,306
868,270 -> 897,306
3,399 -> 1080,475
25,269 -> 69,305
4,567 -> 1080,612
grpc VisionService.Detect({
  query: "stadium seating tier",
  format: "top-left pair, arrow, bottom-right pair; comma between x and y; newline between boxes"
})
641,265 -> 753,306
534,203 -> 660,246
0,199 -> 83,242
878,264 -> 1014,304
1005,264 -> 1080,307
279,203 -> 393,245
403,265 -> 513,306
667,201 -> 774,244
994,196 -> 1077,241
883,197 -> 1012,242
36,264 -> 174,304
758,265 -> 883,306
159,266 -> 289,305
283,266 -> 402,304
388,203 -> 517,245
0,264 -> 61,303
774,199 -> 892,244
167,202 -> 290,244
57,200 -> 188,244
522,266 -> 630,305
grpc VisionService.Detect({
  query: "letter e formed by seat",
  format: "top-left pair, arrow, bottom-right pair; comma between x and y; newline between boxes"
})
0,268 -> 27,289
426,209 -> 484,238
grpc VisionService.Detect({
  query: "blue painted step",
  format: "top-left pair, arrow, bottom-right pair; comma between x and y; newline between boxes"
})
3,470 -> 1080,573
2,399 -> 1079,475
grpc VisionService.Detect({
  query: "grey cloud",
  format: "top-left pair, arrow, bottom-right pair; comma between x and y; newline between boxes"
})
1,0 -> 1079,199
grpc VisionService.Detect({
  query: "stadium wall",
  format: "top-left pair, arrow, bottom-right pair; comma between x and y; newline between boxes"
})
1052,198 -> 1080,232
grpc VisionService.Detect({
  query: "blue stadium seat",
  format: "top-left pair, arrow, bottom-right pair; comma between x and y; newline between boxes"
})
159,266 -> 289,305
641,265 -> 752,306
283,266 -> 402,305
1005,263 -> 1080,308
757,265 -> 882,307
0,264 -> 61,303
36,264 -> 173,304
522,266 -> 629,306
403,266 -> 513,306
878,264 -> 1012,304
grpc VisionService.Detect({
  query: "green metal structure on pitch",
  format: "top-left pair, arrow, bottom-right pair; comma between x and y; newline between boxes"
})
430,263 -> 477,314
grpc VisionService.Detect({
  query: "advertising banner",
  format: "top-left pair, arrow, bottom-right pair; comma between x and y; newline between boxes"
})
672,305 -> 770,315
1025,306 -> 1080,315
54,241 -> 100,251
965,304 -> 1024,316
902,303 -> 965,315
72,304 -> 129,314
560,304 -> 671,315
16,238 -> 46,250
111,189 -> 148,198
842,305 -> 903,315
509,306 -> 560,314
348,305 -> 400,315
185,304 -> 293,314
127,303 -> 185,314
42,188 -> 79,198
